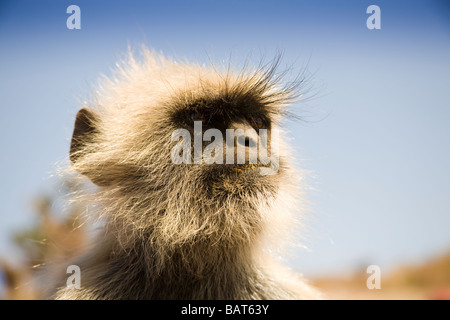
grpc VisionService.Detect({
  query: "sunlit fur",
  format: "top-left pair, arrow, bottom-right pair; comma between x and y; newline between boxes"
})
53,48 -> 321,299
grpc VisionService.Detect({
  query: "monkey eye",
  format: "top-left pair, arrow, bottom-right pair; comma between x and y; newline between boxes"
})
191,111 -> 206,124
248,115 -> 265,129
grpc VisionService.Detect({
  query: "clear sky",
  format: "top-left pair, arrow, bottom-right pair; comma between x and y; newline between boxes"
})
0,0 -> 449,278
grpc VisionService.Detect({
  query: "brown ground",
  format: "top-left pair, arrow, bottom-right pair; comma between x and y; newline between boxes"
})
311,251 -> 450,300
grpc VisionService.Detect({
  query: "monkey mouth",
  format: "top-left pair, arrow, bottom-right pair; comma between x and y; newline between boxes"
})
233,163 -> 270,173
199,163 -> 281,199
201,161 -> 279,179
234,165 -> 257,173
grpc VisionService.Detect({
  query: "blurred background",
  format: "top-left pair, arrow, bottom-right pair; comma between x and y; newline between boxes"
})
0,0 -> 449,299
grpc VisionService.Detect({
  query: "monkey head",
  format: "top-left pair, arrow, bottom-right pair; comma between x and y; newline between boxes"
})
68,50 -> 302,250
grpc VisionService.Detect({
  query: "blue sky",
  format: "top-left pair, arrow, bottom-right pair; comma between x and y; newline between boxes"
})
0,0 -> 449,278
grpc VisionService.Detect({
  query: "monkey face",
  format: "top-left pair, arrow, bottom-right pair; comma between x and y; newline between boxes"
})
167,96 -> 286,199
67,51 -> 301,246
69,53 -> 296,204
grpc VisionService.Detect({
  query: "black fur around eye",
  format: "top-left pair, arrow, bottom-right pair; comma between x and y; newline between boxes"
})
248,115 -> 265,129
191,111 -> 206,123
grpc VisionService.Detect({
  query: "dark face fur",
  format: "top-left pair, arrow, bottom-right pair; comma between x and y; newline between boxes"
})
169,95 -> 287,199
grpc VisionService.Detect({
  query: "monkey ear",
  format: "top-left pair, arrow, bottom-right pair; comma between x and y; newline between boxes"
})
70,107 -> 114,186
70,108 -> 122,187
70,107 -> 98,164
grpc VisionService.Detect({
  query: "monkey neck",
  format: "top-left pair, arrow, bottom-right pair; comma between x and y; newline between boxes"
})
89,185 -> 294,299
106,189 -> 267,269
103,219 -> 273,299
118,227 -> 260,274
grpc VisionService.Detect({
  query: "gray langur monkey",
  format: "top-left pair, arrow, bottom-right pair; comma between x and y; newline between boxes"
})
53,48 -> 321,300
